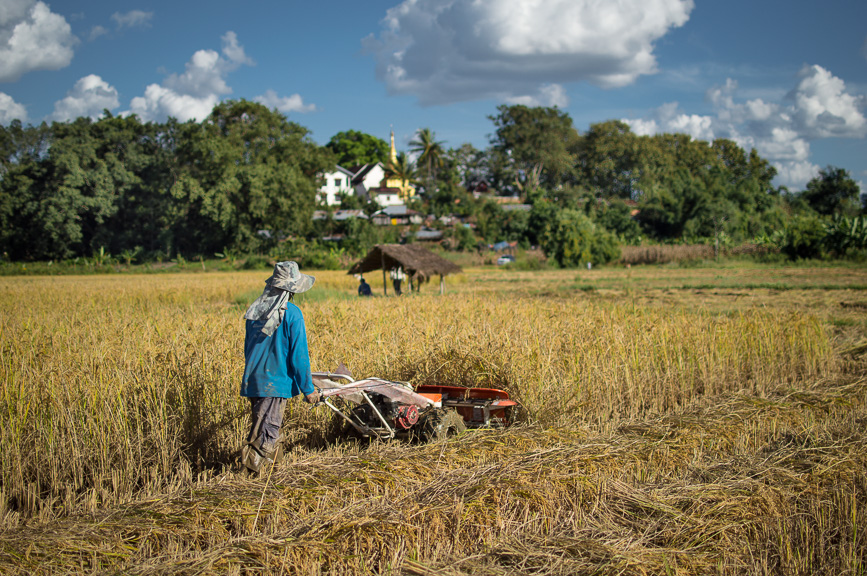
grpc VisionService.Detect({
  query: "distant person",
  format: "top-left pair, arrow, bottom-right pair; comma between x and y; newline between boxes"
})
240,261 -> 320,474
358,277 -> 372,297
390,266 -> 405,296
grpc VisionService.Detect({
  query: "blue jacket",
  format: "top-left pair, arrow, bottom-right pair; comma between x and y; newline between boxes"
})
241,302 -> 314,398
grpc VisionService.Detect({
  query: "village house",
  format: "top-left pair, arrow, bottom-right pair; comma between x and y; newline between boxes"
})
371,205 -> 424,226
317,166 -> 356,206
367,186 -> 403,207
317,131 -> 415,208
467,178 -> 491,196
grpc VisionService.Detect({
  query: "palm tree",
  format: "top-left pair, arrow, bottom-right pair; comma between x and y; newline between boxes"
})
385,151 -> 418,195
409,128 -> 445,194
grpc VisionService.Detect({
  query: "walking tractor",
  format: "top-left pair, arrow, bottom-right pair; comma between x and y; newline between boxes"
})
312,370 -> 518,441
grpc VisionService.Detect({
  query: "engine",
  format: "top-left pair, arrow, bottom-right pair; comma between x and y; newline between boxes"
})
351,393 -> 420,430
394,404 -> 419,429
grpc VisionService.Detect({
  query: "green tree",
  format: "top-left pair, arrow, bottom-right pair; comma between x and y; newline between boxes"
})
94,114 -> 178,257
339,215 -> 385,256
325,130 -> 389,167
171,99 -> 333,255
0,155 -> 45,259
629,133 -> 784,242
577,120 -> 643,200
540,208 -> 620,268
409,127 -> 445,194
635,167 -> 692,240
427,176 -> 475,218
0,120 -> 51,175
526,199 -> 559,247
446,143 -> 489,191
337,190 -> 363,210
488,105 -> 579,191
592,199 -> 643,244
709,140 -> 780,237
711,140 -> 777,199
475,200 -> 505,243
443,223 -> 477,252
801,166 -> 861,217
41,117 -> 124,259
0,121 -> 52,258
0,115 -> 156,260
500,207 -> 530,244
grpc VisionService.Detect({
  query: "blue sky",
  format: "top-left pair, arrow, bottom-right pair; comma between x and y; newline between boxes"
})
1,0 -> 865,192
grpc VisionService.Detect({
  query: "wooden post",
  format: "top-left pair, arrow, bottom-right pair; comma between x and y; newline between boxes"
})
381,249 -> 387,296
440,274 -> 444,295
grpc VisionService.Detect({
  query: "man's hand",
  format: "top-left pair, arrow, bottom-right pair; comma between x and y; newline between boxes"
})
304,391 -> 321,405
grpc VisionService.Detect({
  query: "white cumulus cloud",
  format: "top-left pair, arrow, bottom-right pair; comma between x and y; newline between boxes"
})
0,0 -> 77,82
774,160 -> 820,188
623,65 -> 866,190
624,117 -> 658,136
127,32 -> 254,122
363,0 -> 694,105
111,10 -> 153,29
758,127 -> 811,163
0,92 -> 28,124
50,74 -> 119,121
130,84 -> 219,123
254,90 -> 316,114
505,83 -> 569,108
163,48 -> 231,99
789,65 -> 866,139
220,31 -> 254,67
623,101 -> 714,141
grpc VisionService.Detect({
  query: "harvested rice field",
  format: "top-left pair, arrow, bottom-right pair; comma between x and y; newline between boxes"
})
1,264 -> 866,575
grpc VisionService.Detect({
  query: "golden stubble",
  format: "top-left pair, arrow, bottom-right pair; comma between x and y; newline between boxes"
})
0,267 -> 864,575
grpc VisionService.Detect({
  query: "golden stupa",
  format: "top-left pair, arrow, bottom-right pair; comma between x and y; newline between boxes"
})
382,130 -> 415,200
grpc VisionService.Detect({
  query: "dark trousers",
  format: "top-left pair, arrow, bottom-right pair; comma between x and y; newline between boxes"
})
246,397 -> 287,457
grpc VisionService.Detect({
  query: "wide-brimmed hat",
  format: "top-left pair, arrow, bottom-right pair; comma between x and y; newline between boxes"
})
264,261 -> 315,293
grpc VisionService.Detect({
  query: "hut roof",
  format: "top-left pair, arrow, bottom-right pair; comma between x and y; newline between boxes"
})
347,244 -> 462,279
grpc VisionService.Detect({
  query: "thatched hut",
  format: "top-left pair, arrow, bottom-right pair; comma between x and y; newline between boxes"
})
348,244 -> 463,295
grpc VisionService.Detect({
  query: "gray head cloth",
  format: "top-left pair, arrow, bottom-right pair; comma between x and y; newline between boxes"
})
244,261 -> 315,336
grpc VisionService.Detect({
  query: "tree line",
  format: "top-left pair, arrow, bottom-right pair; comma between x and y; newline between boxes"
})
1,100 -> 864,266
0,101 -> 332,262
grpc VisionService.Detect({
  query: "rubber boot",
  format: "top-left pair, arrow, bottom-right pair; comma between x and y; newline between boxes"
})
241,437 -> 282,474
241,443 -> 265,474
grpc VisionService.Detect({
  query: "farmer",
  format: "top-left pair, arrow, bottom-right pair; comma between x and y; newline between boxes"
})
390,266 -> 405,296
240,261 -> 320,473
357,277 -> 372,297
